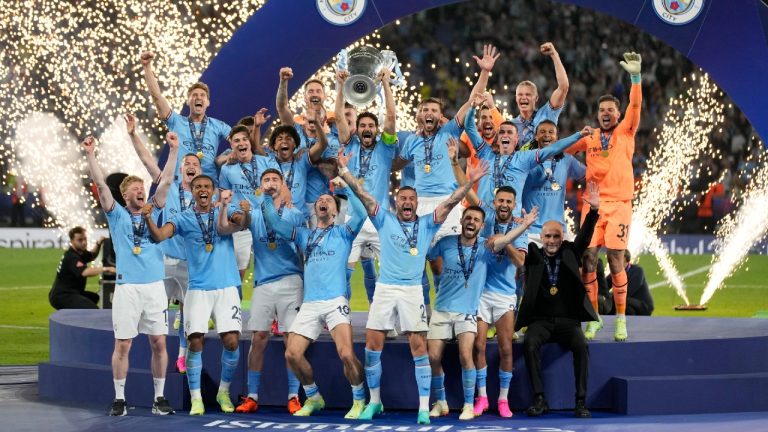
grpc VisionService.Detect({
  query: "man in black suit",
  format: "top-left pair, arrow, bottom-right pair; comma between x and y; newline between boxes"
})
516,182 -> 600,418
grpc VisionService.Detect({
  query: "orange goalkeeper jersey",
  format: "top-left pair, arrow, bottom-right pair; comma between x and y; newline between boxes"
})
570,83 -> 641,201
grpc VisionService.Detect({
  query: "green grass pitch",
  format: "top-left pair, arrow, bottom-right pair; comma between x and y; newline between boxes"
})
0,248 -> 766,365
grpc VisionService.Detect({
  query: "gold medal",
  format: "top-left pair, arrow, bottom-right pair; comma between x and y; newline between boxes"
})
196,151 -> 204,159
205,243 -> 213,252
423,164 -> 431,173
358,177 -> 365,187
133,246 -> 141,255
409,247 -> 418,256
551,181 -> 561,191
267,242 -> 277,250
600,150 -> 609,158
550,286 -> 558,295
255,189 -> 262,196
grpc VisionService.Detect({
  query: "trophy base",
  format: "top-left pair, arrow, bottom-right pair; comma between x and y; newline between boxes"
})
674,304 -> 708,311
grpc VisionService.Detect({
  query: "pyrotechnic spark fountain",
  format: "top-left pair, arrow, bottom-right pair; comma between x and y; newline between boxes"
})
629,73 -> 725,303
0,1 -> 265,238
700,156 -> 768,305
10,113 -> 97,238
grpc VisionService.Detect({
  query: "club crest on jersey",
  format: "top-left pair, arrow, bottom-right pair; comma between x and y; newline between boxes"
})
317,0 -> 366,26
653,0 -> 704,26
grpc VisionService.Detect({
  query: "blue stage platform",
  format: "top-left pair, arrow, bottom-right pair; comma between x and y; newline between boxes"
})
39,310 -> 768,415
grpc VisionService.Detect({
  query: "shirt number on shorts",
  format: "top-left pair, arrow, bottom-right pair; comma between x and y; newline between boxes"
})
231,305 -> 242,323
337,305 -> 350,317
420,304 -> 427,323
617,224 -> 628,239
464,314 -> 477,324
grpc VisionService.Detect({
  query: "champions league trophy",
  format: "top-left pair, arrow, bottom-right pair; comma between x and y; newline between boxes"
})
338,46 -> 402,107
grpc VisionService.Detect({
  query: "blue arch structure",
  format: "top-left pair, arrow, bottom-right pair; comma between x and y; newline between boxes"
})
201,0 -> 768,142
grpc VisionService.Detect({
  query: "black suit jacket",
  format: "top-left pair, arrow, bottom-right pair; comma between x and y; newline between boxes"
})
515,208 -> 600,330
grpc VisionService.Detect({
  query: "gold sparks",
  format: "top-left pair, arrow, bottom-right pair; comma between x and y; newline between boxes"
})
701,153 -> 768,305
629,73 -> 724,303
0,1 -> 265,239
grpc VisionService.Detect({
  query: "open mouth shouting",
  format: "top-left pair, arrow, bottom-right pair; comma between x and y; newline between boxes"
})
424,115 -> 436,130
361,130 -> 374,145
236,143 -> 249,158
464,223 -> 477,236
401,203 -> 414,220
197,191 -> 210,206
600,115 -> 613,129
482,123 -> 495,138
496,205 -> 511,221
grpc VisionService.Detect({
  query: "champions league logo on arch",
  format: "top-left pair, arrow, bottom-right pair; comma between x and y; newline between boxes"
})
317,0 -> 367,26
653,0 -> 705,25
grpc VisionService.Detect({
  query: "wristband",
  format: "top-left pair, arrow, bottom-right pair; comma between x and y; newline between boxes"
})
381,131 -> 397,145
630,74 -> 641,84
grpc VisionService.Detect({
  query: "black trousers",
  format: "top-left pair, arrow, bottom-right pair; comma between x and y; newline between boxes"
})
50,291 -> 100,310
522,317 -> 589,399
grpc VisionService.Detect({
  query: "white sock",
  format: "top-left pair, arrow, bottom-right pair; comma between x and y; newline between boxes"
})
499,387 -> 509,400
478,386 -> 487,397
369,387 -> 381,404
219,381 -> 231,392
114,379 -> 126,400
419,395 -> 429,411
248,393 -> 259,401
190,389 -> 202,400
178,347 -> 186,357
153,378 -> 165,399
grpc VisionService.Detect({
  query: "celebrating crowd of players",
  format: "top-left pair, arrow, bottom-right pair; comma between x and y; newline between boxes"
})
86,43 -> 643,422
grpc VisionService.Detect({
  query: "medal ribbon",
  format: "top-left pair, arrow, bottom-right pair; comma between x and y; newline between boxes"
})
399,218 -> 420,252
600,130 -> 614,152
457,236 -> 479,287
543,255 -> 561,288
493,218 -> 513,259
194,207 -> 215,247
520,109 -> 538,144
543,158 -> 559,186
304,224 -> 333,263
128,208 -> 146,251
178,183 -> 190,211
261,202 -> 285,246
274,155 -> 296,191
493,153 -> 514,189
187,116 -> 208,156
423,134 -> 435,167
240,158 -> 260,191
358,147 -> 374,180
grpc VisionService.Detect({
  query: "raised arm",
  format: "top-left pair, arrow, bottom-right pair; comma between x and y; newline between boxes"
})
140,52 -> 172,120
381,69 -> 397,137
142,203 -> 174,241
435,157 -> 488,223
89,236 -> 106,257
574,181 -> 600,259
263,194 -> 296,240
538,126 -> 593,161
152,132 -> 180,208
464,99 -> 485,150
334,70 -> 352,145
251,108 -> 270,156
339,181 -> 367,233
457,44 -> 500,125
276,67 -> 296,126
541,43 -> 569,110
82,137 -> 115,211
216,191 -> 246,235
448,137 -> 481,207
619,52 -> 643,134
491,207 -> 538,252
336,147 -> 378,215
306,115 -> 329,164
125,114 -> 162,180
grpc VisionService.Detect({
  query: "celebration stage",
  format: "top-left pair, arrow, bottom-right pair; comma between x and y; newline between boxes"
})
39,310 -> 768,415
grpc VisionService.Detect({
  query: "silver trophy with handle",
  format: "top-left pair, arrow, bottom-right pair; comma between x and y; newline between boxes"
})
341,46 -> 401,107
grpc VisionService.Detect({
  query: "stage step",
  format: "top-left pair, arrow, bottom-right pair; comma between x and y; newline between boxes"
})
613,372 -> 768,414
39,361 -> 188,410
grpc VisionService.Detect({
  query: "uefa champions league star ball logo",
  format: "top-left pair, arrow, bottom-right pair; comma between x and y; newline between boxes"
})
653,0 -> 704,25
317,0 -> 366,26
